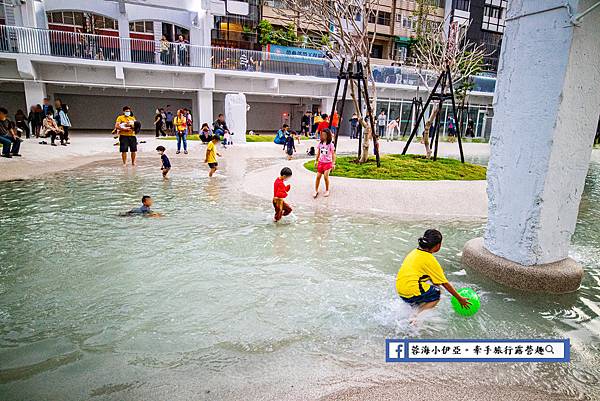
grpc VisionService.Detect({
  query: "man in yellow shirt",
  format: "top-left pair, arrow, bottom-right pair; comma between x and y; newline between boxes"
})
205,134 -> 222,177
396,229 -> 470,314
115,106 -> 137,166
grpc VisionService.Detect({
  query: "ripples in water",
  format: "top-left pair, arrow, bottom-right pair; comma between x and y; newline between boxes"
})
0,158 -> 599,400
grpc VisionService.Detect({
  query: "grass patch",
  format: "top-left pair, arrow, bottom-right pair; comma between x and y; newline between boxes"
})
303,154 -> 487,181
246,134 -> 311,143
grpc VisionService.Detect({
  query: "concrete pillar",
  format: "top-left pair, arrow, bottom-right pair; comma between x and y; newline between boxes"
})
196,90 -> 213,128
320,97 -> 334,116
23,81 -> 47,109
117,15 -> 131,62
225,93 -> 247,144
462,0 -> 600,293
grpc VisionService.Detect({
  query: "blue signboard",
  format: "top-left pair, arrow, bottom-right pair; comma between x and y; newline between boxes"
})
265,44 -> 326,65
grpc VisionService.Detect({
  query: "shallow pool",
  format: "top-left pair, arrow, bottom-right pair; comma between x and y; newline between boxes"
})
0,157 -> 599,400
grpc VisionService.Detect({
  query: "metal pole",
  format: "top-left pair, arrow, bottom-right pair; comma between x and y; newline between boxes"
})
357,68 -> 363,160
402,72 -> 443,155
359,62 -> 380,167
329,58 -> 345,130
447,65 -> 465,163
334,62 -> 351,149
432,72 -> 447,161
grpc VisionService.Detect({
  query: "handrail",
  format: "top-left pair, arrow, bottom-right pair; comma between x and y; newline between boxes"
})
0,25 -> 496,92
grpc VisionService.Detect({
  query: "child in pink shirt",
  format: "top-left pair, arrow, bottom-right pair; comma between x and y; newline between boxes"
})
313,128 -> 336,198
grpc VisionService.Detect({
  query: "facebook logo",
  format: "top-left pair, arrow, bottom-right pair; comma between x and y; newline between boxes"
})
386,340 -> 405,361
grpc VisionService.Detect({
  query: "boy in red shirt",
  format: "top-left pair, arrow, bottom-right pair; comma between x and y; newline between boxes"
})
317,114 -> 329,135
273,167 -> 293,222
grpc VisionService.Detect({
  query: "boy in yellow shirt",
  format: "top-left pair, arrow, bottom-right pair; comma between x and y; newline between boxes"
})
205,134 -> 222,177
396,229 -> 470,315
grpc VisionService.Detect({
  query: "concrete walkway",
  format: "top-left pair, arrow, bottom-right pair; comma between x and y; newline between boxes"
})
244,137 -> 490,221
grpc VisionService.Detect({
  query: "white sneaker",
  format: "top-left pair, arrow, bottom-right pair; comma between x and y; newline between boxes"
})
324,191 -> 330,197
312,191 -> 318,198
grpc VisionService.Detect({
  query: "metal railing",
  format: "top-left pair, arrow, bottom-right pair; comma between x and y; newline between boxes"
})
0,25 -> 496,93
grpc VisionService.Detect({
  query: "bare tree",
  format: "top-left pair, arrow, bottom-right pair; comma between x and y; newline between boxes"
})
271,0 -> 383,162
410,1 -> 485,157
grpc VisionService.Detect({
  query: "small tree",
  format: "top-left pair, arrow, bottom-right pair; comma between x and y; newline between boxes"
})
410,0 -> 485,156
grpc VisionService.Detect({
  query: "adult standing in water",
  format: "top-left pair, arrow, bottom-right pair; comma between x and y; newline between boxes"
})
173,109 -> 188,154
115,106 -> 137,166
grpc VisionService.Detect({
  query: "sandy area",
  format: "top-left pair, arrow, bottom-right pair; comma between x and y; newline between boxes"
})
244,137 -> 490,221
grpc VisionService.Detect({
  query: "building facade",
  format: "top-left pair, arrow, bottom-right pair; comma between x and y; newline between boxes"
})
444,0 -> 507,72
0,0 -> 496,137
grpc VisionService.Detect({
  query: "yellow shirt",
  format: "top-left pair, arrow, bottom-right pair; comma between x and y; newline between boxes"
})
174,115 -> 187,132
116,115 -> 136,136
395,249 -> 448,298
206,141 -> 217,163
313,115 -> 323,124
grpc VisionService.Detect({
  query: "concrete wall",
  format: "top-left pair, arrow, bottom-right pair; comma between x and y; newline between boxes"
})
50,88 -> 192,132
0,82 -> 27,114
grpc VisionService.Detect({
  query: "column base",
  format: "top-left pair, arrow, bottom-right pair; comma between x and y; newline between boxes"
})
462,238 -> 584,294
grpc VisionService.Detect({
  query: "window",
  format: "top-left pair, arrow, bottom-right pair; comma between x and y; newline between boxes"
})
482,5 -> 505,32
129,21 -> 154,33
94,15 -> 118,30
484,5 -> 501,19
454,0 -> 470,12
368,11 -> 391,26
370,44 -> 384,59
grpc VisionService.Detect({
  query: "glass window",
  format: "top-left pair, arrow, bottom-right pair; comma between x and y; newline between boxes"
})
454,0 -> 470,12
73,12 -> 84,26
145,21 -> 154,32
63,12 -> 74,25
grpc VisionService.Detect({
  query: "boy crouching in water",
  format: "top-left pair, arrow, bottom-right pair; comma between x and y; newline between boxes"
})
273,167 -> 293,222
396,229 -> 470,318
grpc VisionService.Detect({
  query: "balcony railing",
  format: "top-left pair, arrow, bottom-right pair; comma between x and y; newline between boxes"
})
0,25 -> 495,93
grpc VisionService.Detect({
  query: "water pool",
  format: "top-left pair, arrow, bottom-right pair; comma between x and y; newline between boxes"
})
0,157 -> 599,400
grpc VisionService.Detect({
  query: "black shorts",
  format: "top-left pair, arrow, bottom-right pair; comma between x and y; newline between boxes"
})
119,135 -> 137,152
401,285 -> 441,305
208,162 -> 218,169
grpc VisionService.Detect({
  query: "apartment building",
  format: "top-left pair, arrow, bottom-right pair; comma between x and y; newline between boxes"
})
0,0 -> 496,137
444,0 -> 507,72
262,0 -> 446,66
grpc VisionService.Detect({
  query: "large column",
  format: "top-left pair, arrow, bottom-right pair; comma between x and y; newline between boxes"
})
196,90 -> 213,128
462,0 -> 600,293
117,13 -> 131,62
320,98 -> 334,116
23,81 -> 47,109
225,93 -> 247,144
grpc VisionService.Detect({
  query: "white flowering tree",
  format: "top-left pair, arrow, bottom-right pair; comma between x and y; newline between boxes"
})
272,0 -> 383,163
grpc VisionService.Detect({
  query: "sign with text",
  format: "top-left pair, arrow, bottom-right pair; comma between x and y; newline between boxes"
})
386,339 -> 570,363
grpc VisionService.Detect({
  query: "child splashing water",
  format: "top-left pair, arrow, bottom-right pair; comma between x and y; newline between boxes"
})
273,167 -> 293,222
313,128 -> 336,198
396,229 -> 470,322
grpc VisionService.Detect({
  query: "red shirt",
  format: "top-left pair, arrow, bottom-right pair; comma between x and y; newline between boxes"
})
273,177 -> 291,198
317,120 -> 329,133
332,113 -> 339,127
